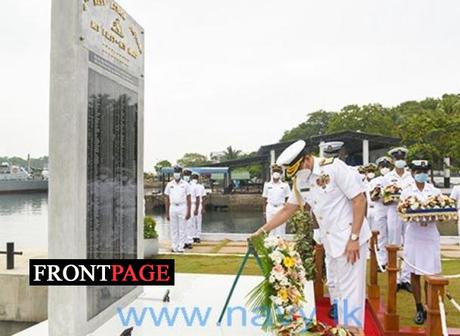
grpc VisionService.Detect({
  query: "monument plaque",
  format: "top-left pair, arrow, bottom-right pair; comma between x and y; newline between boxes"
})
49,0 -> 144,335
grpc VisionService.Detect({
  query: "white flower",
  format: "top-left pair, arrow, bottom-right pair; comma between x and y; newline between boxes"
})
264,236 -> 279,249
280,277 -> 290,287
269,275 -> 276,283
270,295 -> 283,306
269,250 -> 284,265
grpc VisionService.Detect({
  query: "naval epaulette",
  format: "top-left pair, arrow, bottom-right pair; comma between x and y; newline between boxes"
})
319,157 -> 335,166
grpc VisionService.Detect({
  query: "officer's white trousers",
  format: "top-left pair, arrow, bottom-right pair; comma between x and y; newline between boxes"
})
328,243 -> 368,329
373,211 -> 388,266
313,230 -> 338,306
185,217 -> 194,245
266,204 -> 286,236
169,204 -> 187,252
325,254 -> 338,306
192,202 -> 202,239
387,205 -> 410,283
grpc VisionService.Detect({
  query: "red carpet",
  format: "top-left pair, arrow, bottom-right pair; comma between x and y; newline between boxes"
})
315,298 -> 383,336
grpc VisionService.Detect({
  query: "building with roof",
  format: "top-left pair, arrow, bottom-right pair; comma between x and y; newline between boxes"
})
208,131 -> 401,181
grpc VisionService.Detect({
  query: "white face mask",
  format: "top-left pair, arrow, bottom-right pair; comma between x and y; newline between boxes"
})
173,173 -> 181,180
183,176 -> 190,182
295,168 -> 311,181
191,179 -> 198,184
394,160 -> 406,169
272,172 -> 281,180
380,167 -> 390,175
367,172 -> 375,179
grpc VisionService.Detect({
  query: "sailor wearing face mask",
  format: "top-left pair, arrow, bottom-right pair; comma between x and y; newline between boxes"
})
262,164 -> 291,236
382,147 -> 414,291
190,172 -> 206,243
368,156 -> 393,268
164,166 -> 192,253
182,169 -> 195,249
252,140 -> 371,331
363,163 -> 378,229
399,160 -> 441,325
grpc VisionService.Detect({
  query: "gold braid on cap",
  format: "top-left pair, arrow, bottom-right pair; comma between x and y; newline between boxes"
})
286,157 -> 303,177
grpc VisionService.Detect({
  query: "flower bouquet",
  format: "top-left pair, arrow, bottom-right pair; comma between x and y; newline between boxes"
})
397,195 -> 458,222
247,234 -> 309,335
247,234 -> 357,335
382,184 -> 402,205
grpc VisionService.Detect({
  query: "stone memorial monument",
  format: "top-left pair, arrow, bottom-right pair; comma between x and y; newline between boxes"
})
49,1 -> 144,335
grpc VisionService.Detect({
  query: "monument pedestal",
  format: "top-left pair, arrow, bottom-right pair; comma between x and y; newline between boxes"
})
49,1 -> 144,335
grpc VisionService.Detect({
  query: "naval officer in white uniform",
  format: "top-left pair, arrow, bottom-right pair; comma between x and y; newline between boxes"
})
382,147 -> 414,291
252,140 -> 371,331
369,156 -> 393,268
317,141 -> 347,320
164,165 -> 192,253
191,171 -> 206,243
262,164 -> 291,236
399,160 -> 442,325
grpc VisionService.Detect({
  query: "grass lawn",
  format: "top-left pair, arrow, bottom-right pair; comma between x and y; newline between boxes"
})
159,254 -> 460,328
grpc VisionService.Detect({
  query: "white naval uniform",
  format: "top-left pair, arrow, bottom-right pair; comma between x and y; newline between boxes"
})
288,157 -> 372,328
400,183 -> 442,275
262,180 -> 291,236
382,170 -> 414,283
382,170 -> 414,245
164,180 -> 191,252
186,181 -> 197,245
368,175 -> 389,265
191,181 -> 206,239
450,186 -> 460,246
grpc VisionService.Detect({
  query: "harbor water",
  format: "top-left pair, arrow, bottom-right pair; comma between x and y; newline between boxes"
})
0,193 -> 458,251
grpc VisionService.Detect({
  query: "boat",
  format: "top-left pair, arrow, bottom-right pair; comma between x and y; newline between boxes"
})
0,162 -> 48,193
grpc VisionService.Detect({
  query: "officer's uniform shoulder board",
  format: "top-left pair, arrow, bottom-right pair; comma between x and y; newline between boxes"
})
319,157 -> 335,166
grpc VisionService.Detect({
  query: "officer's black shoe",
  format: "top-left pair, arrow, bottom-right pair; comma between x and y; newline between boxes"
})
414,309 -> 426,325
401,282 -> 412,293
378,265 -> 387,273
184,244 -> 193,249
328,303 -> 338,320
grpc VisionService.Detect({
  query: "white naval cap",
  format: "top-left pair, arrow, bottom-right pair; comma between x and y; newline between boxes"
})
388,147 -> 408,158
319,141 -> 344,155
191,171 -> 200,177
409,160 -> 431,170
375,156 -> 392,166
276,140 -> 307,177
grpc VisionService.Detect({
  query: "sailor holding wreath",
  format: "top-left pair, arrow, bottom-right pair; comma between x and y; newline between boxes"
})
399,160 -> 442,325
252,140 -> 371,331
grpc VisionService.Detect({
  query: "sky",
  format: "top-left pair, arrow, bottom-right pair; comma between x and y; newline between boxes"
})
1,0 -> 460,170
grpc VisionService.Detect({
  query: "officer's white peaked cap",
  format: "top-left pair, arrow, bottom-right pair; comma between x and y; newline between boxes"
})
276,140 -> 307,177
388,147 -> 408,157
376,156 -> 392,165
276,140 -> 306,166
319,141 -> 344,153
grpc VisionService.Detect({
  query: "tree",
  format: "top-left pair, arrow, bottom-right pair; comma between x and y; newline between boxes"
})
280,110 -> 336,142
154,160 -> 171,173
221,146 -> 242,161
326,104 -> 396,136
279,93 -> 460,170
177,153 -> 211,167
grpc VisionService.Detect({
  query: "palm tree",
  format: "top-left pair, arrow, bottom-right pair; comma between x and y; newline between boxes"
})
222,146 -> 242,161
